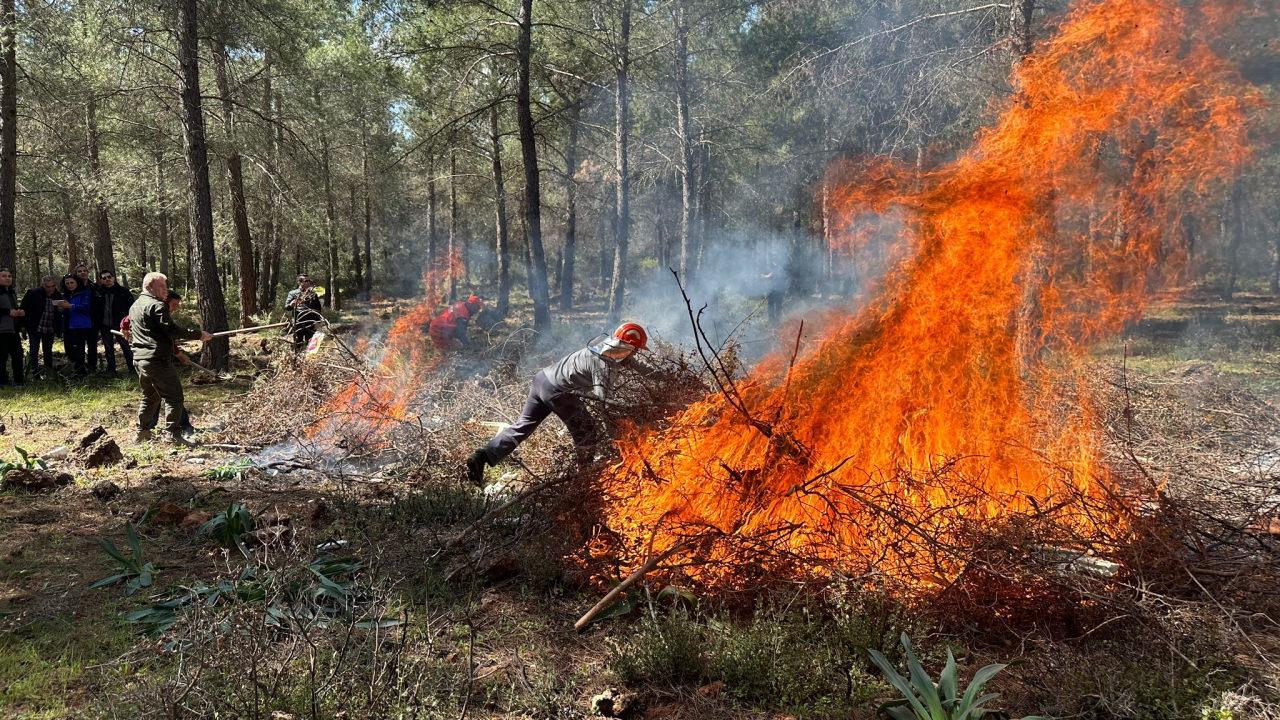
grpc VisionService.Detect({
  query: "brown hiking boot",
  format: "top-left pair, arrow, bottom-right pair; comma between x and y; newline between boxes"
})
169,433 -> 197,449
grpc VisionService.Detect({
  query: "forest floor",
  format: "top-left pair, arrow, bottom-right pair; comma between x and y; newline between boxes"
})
0,287 -> 1278,720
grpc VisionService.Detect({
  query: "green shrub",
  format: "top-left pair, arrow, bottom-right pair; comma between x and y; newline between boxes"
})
607,608 -> 708,686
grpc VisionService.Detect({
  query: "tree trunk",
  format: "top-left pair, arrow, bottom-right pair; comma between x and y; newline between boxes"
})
361,124 -> 373,292
318,97 -> 340,311
153,152 -> 171,277
348,181 -> 363,293
558,103 -> 580,311
176,0 -> 229,368
448,149 -> 458,301
257,55 -> 278,310
1223,180 -> 1243,300
490,104 -> 511,318
696,131 -> 711,272
515,0 -> 551,332
0,0 -> 16,276
1272,225 -> 1280,295
266,89 -> 284,307
210,42 -> 257,325
27,227 -> 37,286
598,188 -> 614,290
86,96 -> 116,275
674,0 -> 694,280
427,154 -> 438,270
607,0 -> 632,322
1008,0 -> 1035,59
61,189 -> 80,269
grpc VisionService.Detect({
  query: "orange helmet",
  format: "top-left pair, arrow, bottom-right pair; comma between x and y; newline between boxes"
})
613,322 -> 648,351
465,294 -> 484,312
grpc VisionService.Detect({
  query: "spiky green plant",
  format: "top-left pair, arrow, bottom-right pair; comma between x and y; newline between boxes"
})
868,633 -> 1044,720
90,525 -> 155,596
198,503 -> 256,556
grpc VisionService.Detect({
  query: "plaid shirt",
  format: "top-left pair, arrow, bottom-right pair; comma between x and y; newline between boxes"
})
38,296 -> 55,334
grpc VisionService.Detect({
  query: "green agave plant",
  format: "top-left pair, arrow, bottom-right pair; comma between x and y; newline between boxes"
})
868,633 -> 1045,720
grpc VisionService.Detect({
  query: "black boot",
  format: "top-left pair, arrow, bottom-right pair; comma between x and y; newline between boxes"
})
466,449 -> 488,487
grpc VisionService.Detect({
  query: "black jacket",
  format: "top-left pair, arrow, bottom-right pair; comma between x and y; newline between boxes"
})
20,287 -> 64,335
91,283 -> 136,331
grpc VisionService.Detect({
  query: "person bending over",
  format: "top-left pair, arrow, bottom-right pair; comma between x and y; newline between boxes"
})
465,322 -> 648,485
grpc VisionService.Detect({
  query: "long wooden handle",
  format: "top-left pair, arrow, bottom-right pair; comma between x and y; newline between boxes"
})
207,322 -> 289,339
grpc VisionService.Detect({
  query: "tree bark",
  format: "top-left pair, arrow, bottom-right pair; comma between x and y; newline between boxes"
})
558,102 -> 580,310
607,0 -> 632,322
1008,0 -> 1035,59
318,94 -> 340,311
0,0 -> 16,276
1223,180 -> 1243,300
266,89 -> 284,307
361,124 -> 373,292
257,54 -> 278,310
86,96 -> 116,275
674,0 -> 694,280
448,148 -> 458,301
27,227 -> 37,285
348,181 -> 363,293
516,0 -> 551,332
427,154 -> 438,275
210,42 -> 257,325
153,152 -> 171,277
61,189 -> 80,270
176,0 -> 229,368
490,104 -> 511,318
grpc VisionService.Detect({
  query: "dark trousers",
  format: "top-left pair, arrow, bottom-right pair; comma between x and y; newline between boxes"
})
64,328 -> 93,374
99,328 -> 134,371
0,333 -> 22,385
26,332 -> 54,373
137,359 -> 186,437
85,326 -> 99,369
292,324 -> 316,353
481,370 -> 601,464
142,407 -> 193,434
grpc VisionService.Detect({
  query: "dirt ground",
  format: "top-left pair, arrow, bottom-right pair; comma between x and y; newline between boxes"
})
1,289 -> 1278,720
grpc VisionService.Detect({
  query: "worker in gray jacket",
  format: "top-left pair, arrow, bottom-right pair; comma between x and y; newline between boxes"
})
466,322 -> 648,485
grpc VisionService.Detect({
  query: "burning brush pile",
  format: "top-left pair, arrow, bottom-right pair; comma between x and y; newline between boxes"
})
591,0 -> 1273,620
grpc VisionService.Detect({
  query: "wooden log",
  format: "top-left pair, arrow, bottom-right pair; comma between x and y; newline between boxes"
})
574,545 -> 682,631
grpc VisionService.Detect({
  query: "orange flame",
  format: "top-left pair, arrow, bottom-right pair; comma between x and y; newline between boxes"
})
598,0 -> 1261,592
309,254 -> 465,446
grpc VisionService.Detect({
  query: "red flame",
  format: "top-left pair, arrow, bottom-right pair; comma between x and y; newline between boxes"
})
597,0 -> 1262,592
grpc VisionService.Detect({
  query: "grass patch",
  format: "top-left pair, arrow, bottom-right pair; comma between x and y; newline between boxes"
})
607,601 -> 897,718
0,614 -> 135,718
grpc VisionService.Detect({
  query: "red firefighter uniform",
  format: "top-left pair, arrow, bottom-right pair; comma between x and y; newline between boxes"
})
429,295 -> 483,350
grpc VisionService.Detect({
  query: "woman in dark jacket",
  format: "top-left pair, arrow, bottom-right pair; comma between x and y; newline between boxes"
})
61,274 -> 94,376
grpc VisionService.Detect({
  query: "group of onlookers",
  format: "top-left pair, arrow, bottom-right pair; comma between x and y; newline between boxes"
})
0,263 -> 139,386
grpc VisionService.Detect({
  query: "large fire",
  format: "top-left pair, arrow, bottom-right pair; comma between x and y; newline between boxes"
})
598,0 -> 1260,592
308,255 -> 464,446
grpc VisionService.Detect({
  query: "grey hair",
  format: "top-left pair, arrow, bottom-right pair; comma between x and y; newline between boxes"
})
142,271 -> 168,294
